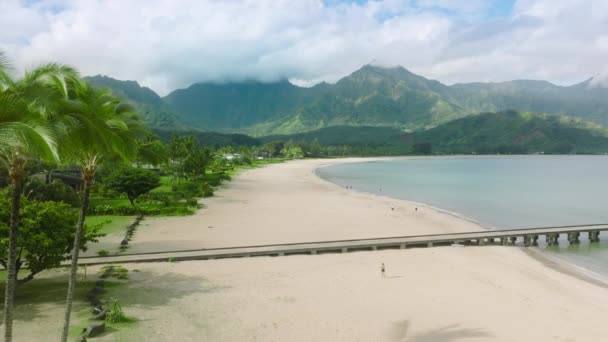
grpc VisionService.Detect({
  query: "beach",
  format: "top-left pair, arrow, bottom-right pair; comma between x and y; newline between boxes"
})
8,158 -> 608,341
129,158 -> 480,253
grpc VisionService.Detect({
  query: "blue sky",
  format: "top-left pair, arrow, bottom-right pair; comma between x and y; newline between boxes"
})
1,0 -> 607,95
324,0 -> 516,19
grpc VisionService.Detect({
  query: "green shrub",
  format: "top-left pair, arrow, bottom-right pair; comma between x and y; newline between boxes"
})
106,298 -> 128,323
201,184 -> 214,197
204,174 -> 223,186
100,265 -> 129,280
0,191 -> 102,284
138,192 -> 172,206
159,206 -> 194,216
88,202 -> 195,216
241,156 -> 252,165
24,179 -> 82,207
88,204 -> 115,215
97,249 -> 110,257
175,181 -> 203,197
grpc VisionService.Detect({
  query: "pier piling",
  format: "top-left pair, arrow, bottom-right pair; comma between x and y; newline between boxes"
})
567,232 -> 581,244
546,233 -> 559,246
532,235 -> 539,246
588,231 -> 600,243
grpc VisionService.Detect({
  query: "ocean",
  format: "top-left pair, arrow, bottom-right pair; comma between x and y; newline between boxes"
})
316,156 -> 608,278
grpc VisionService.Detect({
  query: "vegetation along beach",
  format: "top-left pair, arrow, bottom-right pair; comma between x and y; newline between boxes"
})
3,1 -> 608,341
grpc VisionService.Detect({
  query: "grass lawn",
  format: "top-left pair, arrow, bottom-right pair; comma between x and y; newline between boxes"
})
89,198 -> 131,207
0,268 -> 135,339
87,215 -> 135,235
150,176 -> 172,193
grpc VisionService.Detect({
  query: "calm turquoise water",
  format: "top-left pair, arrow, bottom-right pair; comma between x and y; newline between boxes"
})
317,156 -> 608,278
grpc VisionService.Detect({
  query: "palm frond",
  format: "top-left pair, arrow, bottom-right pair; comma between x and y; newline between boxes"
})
0,50 -> 13,90
0,77 -> 62,165
58,82 -> 143,164
0,121 -> 59,164
0,50 -> 10,71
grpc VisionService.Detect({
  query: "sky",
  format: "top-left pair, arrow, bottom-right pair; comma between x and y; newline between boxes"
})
1,0 -> 607,96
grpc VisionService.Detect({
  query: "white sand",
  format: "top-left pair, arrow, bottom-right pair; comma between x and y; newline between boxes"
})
108,248 -> 608,342
7,158 -> 608,341
130,158 -> 480,253
118,158 -> 608,341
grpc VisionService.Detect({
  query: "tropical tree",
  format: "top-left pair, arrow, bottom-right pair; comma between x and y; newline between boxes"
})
105,166 -> 160,207
168,134 -> 187,183
135,136 -> 168,167
0,51 -> 79,342
183,146 -> 213,179
280,141 -> 304,159
0,189 -> 103,285
59,82 -> 145,342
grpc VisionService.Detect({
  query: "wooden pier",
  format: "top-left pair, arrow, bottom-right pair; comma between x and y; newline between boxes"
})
76,223 -> 608,266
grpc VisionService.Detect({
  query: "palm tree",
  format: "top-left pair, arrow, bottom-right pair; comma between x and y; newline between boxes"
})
0,52 -> 79,342
60,82 -> 145,342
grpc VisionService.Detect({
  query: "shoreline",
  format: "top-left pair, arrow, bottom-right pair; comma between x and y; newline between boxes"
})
523,248 -> 608,289
8,157 -> 608,341
314,158 -> 492,230
128,157 -> 487,253
314,156 -> 608,287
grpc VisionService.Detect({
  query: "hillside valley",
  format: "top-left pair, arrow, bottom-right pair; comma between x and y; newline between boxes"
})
85,65 -> 608,138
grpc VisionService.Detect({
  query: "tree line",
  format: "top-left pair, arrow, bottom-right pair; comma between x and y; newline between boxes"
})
0,51 -> 325,342
0,51 -> 153,341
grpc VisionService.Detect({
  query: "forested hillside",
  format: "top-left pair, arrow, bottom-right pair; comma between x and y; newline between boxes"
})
87,65 -> 608,138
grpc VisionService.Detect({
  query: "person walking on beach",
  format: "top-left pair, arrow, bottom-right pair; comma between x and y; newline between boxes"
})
381,263 -> 386,278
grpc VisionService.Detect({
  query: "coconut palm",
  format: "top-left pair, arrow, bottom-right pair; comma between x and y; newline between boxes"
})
60,82 -> 145,342
0,52 -> 79,342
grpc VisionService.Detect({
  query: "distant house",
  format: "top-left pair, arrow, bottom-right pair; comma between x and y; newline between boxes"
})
222,153 -> 243,160
252,151 -> 270,159
131,162 -> 162,174
30,167 -> 85,190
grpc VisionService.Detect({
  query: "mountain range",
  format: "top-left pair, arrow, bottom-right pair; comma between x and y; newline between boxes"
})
84,65 -> 608,137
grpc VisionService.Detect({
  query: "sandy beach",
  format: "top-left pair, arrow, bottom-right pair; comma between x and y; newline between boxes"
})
129,158 -> 481,253
8,158 -> 608,341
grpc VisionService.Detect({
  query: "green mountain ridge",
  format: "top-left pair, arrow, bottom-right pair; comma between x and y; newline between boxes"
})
408,111 -> 608,154
84,65 -> 608,136
261,111 -> 608,155
84,75 -> 186,129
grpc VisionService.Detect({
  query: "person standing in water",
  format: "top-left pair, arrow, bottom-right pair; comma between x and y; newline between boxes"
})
381,263 -> 386,278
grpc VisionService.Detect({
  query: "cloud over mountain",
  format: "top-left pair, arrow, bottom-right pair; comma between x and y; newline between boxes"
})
1,0 -> 607,95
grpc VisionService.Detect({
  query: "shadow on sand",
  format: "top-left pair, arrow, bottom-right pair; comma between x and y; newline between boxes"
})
0,267 -> 223,322
106,269 -> 229,308
0,272 -> 99,322
390,320 -> 491,342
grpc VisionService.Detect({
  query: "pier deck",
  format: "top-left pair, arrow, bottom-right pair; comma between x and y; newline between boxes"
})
76,223 -> 608,265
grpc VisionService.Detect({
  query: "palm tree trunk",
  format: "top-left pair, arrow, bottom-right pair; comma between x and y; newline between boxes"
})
3,159 -> 24,342
61,170 -> 92,342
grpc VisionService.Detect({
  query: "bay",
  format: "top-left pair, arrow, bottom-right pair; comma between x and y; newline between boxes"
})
317,156 -> 608,278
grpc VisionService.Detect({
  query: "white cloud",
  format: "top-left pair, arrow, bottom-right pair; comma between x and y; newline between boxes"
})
1,0 -> 607,95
